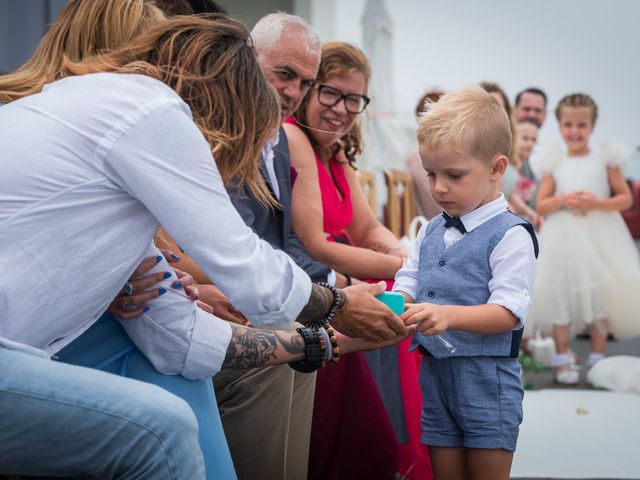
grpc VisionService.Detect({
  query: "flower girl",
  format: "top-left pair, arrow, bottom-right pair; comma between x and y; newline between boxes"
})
527,93 -> 640,384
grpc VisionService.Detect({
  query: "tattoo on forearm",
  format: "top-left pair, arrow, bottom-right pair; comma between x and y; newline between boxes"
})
296,284 -> 333,324
222,325 -> 306,369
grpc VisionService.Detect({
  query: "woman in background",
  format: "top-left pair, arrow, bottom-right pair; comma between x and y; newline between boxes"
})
286,42 -> 432,480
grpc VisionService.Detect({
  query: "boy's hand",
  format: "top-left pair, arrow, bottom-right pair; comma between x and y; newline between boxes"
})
401,302 -> 449,336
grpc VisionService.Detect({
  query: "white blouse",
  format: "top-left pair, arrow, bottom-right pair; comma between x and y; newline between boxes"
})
0,73 -> 311,379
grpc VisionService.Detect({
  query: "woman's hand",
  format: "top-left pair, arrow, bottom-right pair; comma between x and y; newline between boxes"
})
369,241 -> 407,259
108,251 -> 201,319
531,212 -> 543,229
197,284 -> 250,326
171,267 -> 200,301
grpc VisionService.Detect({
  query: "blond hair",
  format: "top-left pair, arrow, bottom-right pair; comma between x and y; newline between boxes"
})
0,0 -> 163,103
417,85 -> 511,163
63,15 -> 280,206
555,93 -> 598,125
293,41 -> 371,168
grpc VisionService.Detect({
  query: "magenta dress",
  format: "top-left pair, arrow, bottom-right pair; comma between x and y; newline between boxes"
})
307,151 -> 432,480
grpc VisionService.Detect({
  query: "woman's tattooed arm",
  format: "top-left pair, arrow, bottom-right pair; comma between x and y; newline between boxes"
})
222,324 -> 306,369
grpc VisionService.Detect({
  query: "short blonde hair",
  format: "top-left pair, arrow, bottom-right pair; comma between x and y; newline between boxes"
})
417,85 -> 512,163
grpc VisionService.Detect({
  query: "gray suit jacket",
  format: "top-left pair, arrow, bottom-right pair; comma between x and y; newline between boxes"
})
228,128 -> 331,283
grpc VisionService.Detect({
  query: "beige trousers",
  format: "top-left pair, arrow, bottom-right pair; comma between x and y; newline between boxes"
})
213,359 -> 316,480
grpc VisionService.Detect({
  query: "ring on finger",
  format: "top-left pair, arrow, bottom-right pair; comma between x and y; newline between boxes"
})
121,297 -> 128,307
124,282 -> 134,296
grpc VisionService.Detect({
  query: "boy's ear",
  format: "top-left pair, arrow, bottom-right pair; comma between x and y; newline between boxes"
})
490,154 -> 508,179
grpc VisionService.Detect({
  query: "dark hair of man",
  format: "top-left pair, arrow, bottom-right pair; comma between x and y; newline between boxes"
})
186,0 -> 228,14
152,0 -> 191,15
515,87 -> 547,107
154,0 -> 227,16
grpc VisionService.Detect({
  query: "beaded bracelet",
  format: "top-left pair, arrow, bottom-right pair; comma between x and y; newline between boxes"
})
316,329 -> 327,369
318,326 -> 332,366
289,326 -> 325,373
311,282 -> 344,329
325,325 -> 340,363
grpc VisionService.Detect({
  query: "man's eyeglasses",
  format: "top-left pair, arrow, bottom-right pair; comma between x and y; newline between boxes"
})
313,83 -> 370,114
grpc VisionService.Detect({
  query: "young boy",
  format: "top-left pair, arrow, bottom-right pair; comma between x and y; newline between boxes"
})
393,86 -> 538,480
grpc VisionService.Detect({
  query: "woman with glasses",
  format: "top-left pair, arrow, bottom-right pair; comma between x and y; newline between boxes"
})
284,42 -> 433,480
286,43 -> 405,281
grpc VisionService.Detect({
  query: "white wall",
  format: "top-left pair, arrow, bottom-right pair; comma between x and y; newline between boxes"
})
329,0 -> 640,157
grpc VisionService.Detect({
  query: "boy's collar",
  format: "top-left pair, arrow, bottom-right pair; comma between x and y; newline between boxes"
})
457,194 -> 508,233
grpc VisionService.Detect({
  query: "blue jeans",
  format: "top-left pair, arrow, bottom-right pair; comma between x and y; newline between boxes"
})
0,346 -> 205,478
56,313 -> 236,480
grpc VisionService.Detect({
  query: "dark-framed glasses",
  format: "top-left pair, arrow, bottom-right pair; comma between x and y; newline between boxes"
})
314,83 -> 370,114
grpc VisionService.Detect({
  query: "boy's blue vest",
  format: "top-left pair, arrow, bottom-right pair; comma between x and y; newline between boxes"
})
415,211 -> 537,358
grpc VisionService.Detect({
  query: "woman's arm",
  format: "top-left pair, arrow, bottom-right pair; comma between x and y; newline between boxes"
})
156,229 -> 211,283
155,229 -> 248,324
285,123 -> 403,279
535,174 -> 565,216
342,164 -> 405,257
508,191 -> 541,226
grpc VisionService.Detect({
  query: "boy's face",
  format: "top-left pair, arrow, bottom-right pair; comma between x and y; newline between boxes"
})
419,142 -> 506,217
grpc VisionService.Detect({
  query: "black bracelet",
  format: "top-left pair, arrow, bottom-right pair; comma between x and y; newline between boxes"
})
289,326 -> 325,373
310,282 -> 343,329
344,274 -> 352,286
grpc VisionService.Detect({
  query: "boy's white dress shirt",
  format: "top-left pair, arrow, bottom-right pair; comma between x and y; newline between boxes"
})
394,195 -> 537,328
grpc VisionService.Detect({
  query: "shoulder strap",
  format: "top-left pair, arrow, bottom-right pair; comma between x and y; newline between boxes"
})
504,210 -> 539,258
519,222 -> 539,258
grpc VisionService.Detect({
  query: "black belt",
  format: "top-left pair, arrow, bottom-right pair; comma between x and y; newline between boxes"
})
417,345 -> 432,357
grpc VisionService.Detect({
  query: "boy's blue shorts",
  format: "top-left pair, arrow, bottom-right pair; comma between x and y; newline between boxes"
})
418,354 -> 523,452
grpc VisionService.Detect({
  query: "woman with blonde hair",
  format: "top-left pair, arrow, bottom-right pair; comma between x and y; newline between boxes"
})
0,11 -> 406,478
0,0 -> 163,102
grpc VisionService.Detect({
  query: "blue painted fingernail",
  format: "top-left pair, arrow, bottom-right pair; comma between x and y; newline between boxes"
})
171,254 -> 181,260
158,288 -> 167,296
173,281 -> 182,288
143,306 -> 150,313
155,256 -> 162,263
163,272 -> 171,279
